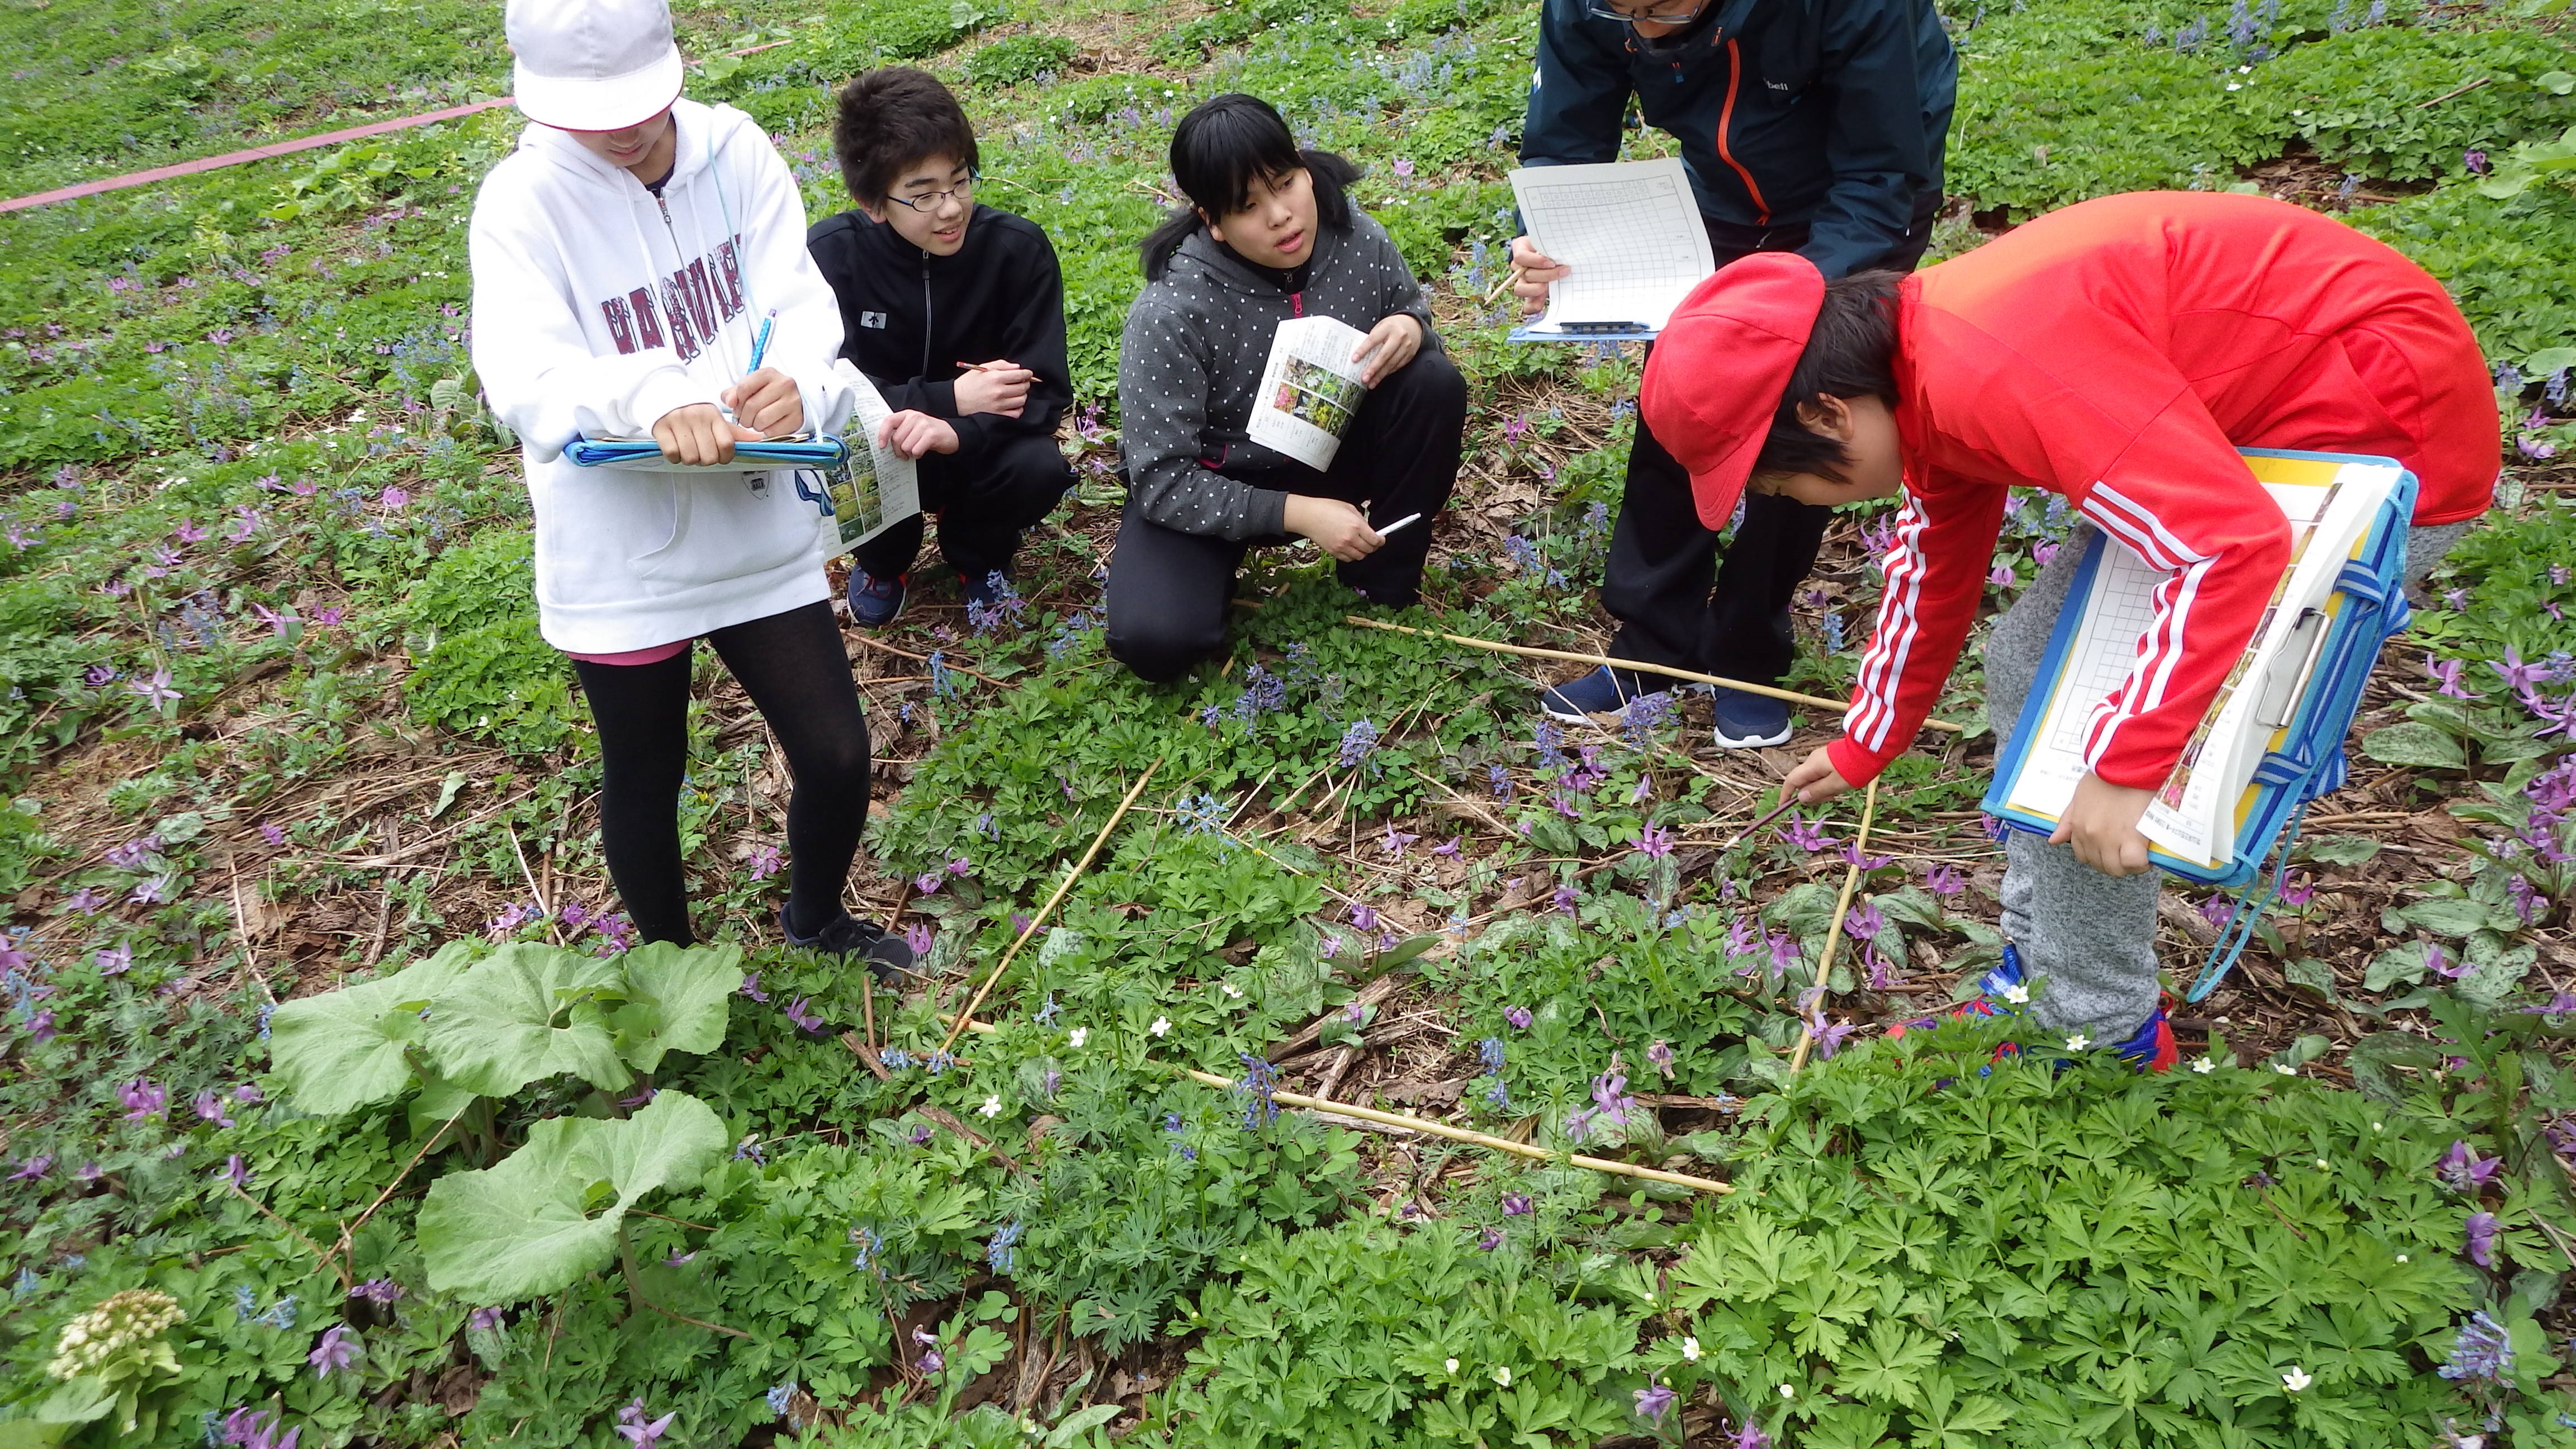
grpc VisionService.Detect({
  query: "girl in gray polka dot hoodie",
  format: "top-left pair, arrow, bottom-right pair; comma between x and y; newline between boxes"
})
1107,93 -> 1467,681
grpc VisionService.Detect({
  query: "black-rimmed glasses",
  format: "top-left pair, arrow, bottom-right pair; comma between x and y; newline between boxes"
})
885,176 -> 978,212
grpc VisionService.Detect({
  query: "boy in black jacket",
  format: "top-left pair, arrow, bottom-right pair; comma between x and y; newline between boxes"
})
809,67 -> 1074,624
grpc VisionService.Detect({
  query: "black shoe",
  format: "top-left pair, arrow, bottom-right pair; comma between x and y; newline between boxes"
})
778,905 -> 916,983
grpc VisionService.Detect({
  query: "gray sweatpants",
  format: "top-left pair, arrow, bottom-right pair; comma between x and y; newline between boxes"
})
1985,517 -> 2478,1036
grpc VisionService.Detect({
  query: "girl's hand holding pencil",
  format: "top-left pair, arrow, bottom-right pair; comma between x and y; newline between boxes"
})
719,367 -> 803,439
955,358 -> 1035,419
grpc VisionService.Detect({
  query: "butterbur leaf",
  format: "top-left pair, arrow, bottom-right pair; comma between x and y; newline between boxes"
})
610,941 -> 745,1073
424,943 -> 628,1096
416,1090 -> 726,1302
268,941 -> 480,1114
407,1077 -> 480,1144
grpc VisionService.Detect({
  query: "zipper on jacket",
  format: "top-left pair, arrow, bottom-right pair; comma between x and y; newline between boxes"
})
1713,38 -> 1772,225
920,254 -> 934,378
1290,291 -> 1305,318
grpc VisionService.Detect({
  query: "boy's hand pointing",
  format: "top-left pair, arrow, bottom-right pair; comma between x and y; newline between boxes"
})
1782,747 -> 1852,804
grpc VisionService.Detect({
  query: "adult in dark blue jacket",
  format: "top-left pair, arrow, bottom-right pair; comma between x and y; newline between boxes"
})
1513,0 -> 1955,747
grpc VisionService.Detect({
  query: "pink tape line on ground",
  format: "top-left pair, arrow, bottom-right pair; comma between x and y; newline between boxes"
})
0,100 -> 516,215
0,38 -> 799,215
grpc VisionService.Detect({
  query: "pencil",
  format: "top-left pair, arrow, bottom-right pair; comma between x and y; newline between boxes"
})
955,359 -> 1017,372
1374,512 -> 1424,538
747,309 -> 776,372
1482,266 -> 1526,306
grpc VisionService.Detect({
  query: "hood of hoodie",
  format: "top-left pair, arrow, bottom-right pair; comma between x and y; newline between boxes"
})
1166,220 -> 1346,302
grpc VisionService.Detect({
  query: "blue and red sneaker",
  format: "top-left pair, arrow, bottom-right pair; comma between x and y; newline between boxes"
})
1887,943 -> 2033,1045
2108,1002 -> 2180,1073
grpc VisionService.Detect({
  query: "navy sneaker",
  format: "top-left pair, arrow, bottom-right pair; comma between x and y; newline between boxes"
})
962,567 -> 1011,612
1538,665 -> 1655,722
847,570 -> 907,628
778,905 -> 915,984
1710,686 -> 1793,749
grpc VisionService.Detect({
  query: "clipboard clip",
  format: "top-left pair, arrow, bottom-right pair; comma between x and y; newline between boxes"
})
2253,607 -> 2329,730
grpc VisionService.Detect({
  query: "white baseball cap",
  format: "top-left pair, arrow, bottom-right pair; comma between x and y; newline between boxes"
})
506,0 -> 685,132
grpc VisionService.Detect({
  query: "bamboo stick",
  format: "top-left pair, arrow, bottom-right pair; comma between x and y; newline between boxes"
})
1339,614 -> 1964,732
1788,776 -> 1880,1074
936,761 -> 1161,1054
936,1014 -> 1727,1194
1178,1068 -> 1730,1193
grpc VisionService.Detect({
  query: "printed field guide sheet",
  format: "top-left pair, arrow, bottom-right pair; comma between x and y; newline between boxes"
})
1246,315 -> 1372,470
814,362 -> 921,553
1508,157 -> 1715,339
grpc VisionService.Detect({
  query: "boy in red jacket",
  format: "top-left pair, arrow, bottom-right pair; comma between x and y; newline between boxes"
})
1638,191 -> 2497,1067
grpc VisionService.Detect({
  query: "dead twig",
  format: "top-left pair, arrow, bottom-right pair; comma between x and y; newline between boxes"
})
1340,614 -> 1964,732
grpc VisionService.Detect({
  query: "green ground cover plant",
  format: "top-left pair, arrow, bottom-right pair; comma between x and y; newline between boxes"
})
0,0 -> 2572,1441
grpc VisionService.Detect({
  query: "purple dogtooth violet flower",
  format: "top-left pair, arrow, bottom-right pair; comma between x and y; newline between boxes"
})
2465,1210 -> 2500,1267
2438,1140 -> 2501,1192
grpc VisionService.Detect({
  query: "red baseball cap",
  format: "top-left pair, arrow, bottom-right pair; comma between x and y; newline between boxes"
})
1638,252 -> 1826,529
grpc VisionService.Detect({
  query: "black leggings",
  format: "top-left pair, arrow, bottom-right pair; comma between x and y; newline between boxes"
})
571,601 -> 870,945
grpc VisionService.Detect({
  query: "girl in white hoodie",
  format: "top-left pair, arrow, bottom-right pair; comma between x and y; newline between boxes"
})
469,0 -> 911,976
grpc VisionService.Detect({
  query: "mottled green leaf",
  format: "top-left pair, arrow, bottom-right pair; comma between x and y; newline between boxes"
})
2360,722 -> 2465,769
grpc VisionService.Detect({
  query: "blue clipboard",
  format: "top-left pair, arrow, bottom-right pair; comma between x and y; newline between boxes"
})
566,435 -> 849,472
1981,448 -> 2418,888
1507,323 -> 1659,343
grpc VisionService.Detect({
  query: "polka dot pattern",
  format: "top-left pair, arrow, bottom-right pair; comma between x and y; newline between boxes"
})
1117,212 -> 1443,541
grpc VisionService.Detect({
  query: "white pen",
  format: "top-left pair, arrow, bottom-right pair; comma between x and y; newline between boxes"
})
1374,512 -> 1424,538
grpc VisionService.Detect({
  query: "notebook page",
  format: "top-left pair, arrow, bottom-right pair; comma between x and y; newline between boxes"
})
1510,159 -> 1716,334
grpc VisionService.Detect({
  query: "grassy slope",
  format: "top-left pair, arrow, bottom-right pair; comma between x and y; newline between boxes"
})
0,0 -> 2572,1443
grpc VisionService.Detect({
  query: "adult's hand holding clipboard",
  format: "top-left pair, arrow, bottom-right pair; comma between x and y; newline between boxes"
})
1506,157 -> 1716,343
